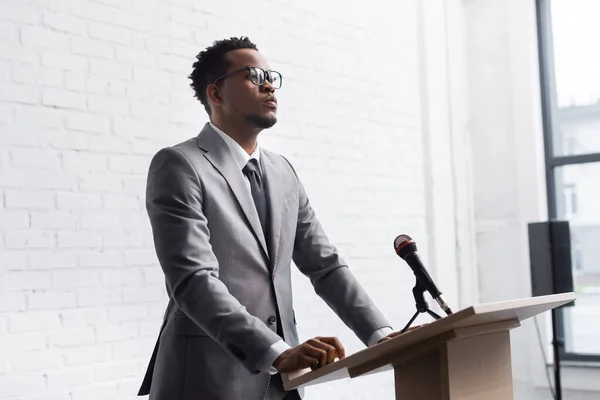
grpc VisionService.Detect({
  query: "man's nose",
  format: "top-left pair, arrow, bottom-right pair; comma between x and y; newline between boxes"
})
261,80 -> 275,93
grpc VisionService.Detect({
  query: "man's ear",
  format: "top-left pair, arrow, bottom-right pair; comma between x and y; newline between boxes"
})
206,84 -> 223,108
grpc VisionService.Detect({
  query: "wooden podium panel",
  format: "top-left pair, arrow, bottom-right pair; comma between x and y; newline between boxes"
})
395,329 -> 513,399
282,292 -> 575,399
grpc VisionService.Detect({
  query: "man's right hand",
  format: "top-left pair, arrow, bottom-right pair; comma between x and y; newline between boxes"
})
273,337 -> 345,373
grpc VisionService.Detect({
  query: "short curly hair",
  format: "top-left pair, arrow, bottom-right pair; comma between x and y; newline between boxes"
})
189,36 -> 259,115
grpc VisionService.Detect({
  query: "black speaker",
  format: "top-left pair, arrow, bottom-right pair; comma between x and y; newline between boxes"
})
528,220 -> 575,307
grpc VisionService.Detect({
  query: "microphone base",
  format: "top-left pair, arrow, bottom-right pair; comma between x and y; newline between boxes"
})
400,308 -> 442,334
401,280 -> 443,334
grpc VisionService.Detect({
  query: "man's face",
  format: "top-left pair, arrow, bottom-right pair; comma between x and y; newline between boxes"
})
214,49 -> 278,129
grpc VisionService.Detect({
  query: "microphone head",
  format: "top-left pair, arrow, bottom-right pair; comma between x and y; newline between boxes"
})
394,234 -> 417,259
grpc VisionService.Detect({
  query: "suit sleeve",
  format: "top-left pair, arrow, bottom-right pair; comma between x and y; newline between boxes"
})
146,147 -> 281,372
282,157 -> 392,345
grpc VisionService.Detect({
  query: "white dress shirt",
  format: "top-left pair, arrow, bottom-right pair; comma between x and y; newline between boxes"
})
210,122 -> 393,374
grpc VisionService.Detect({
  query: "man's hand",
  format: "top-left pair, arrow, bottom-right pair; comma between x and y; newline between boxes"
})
273,337 -> 345,373
378,323 -> 428,344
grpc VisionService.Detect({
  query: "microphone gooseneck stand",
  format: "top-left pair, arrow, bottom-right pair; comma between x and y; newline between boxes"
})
401,279 -> 442,334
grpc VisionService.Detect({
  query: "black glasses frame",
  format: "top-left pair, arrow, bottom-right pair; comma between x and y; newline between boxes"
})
212,66 -> 282,89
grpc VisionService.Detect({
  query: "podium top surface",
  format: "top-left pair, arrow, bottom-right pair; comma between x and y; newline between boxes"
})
283,292 -> 575,390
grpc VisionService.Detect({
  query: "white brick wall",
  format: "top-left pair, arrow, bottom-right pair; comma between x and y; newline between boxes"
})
0,0 -> 448,399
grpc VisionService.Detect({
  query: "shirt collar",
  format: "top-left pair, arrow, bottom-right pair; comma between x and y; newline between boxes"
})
209,122 -> 260,171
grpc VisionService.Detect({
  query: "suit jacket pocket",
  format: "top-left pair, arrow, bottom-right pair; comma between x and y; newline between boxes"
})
173,313 -> 209,336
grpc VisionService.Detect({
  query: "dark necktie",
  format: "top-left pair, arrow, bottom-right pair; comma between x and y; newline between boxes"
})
244,160 -> 280,336
243,158 -> 269,243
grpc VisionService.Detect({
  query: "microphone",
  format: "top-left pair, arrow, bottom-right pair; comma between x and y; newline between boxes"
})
393,234 -> 453,315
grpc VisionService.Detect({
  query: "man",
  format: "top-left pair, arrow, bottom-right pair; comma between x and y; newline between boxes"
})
138,37 -> 396,400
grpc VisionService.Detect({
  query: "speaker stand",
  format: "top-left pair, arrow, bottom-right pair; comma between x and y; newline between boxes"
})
551,308 -> 563,400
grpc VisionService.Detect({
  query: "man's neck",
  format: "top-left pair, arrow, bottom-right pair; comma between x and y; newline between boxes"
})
211,118 -> 260,155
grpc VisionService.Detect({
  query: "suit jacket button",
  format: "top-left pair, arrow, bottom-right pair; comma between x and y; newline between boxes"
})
268,316 -> 276,324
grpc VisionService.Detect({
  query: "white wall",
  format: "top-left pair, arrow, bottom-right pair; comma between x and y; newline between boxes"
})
464,0 -> 549,396
0,0 -> 439,399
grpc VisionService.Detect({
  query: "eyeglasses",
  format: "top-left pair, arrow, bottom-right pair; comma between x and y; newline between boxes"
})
212,66 -> 282,89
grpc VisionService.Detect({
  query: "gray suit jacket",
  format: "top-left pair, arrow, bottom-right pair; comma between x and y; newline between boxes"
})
138,123 -> 390,400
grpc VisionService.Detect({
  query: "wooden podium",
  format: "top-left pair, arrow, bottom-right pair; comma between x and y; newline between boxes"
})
282,292 -> 575,399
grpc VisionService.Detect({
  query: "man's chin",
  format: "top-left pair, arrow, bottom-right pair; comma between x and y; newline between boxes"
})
246,115 -> 277,129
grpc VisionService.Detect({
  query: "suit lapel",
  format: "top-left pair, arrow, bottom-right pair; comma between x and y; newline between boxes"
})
196,124 -> 270,259
261,150 -> 285,269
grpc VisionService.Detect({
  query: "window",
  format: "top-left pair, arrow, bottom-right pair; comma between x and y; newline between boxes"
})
562,184 -> 577,218
563,131 -> 576,155
573,239 -> 582,272
538,0 -> 600,361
